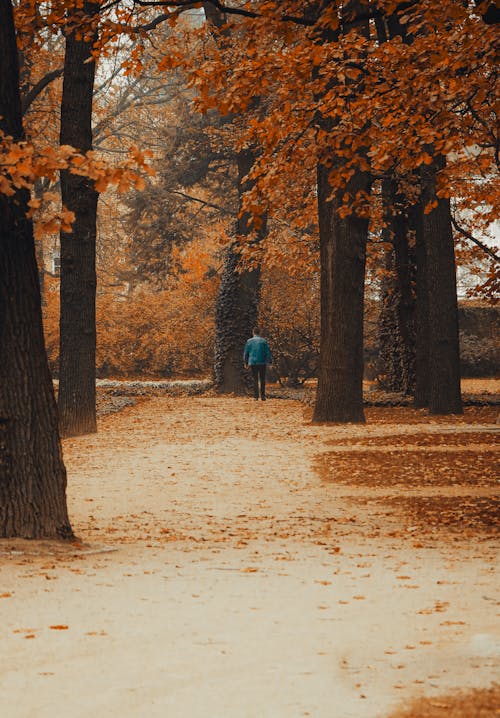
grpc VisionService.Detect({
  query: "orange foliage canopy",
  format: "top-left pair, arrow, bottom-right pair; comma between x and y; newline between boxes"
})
4,1 -> 498,288
160,0 -> 498,276
1,0 -> 156,227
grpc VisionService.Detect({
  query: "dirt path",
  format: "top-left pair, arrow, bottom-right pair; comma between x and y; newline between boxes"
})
0,397 -> 498,718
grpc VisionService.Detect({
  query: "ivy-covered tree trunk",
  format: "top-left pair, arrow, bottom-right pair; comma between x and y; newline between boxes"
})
214,149 -> 265,394
203,4 -> 265,394
377,181 -> 416,395
378,248 -> 405,392
0,0 -> 73,539
58,2 -> 99,437
421,158 -> 462,414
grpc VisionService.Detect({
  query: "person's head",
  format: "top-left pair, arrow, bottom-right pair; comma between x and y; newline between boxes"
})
252,327 -> 260,336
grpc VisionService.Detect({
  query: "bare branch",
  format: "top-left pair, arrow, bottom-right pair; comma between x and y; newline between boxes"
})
451,215 -> 500,264
22,68 -> 63,115
130,0 -> 316,26
170,188 -> 233,214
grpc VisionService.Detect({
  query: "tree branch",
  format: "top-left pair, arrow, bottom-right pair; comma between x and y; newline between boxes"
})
170,189 -> 232,214
22,68 -> 63,115
451,215 -> 500,263
131,11 -> 172,31
130,0 -> 316,26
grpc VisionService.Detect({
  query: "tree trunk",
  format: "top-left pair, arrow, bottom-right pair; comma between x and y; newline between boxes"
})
214,149 -> 265,394
413,200 -> 429,407
313,163 -> 371,422
421,158 -> 462,414
58,2 -> 99,437
377,182 -> 416,395
378,246 -> 404,392
0,0 -> 73,539
203,5 -> 265,394
393,213 -> 416,395
312,0 -> 371,423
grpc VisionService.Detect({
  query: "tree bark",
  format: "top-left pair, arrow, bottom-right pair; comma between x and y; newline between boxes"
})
0,0 -> 73,539
312,0 -> 371,423
378,247 -> 404,392
58,2 -> 99,437
202,6 -> 265,394
421,157 -> 462,414
214,149 -> 264,393
312,163 -> 370,422
413,200 -> 429,407
214,247 -> 261,393
377,181 -> 416,395
393,213 -> 416,395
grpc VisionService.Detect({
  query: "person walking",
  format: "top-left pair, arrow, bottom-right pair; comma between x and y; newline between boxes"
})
243,327 -> 273,401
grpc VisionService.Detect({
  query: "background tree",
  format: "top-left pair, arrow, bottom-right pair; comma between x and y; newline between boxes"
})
58,1 -> 101,437
122,101 -> 236,287
214,147 -> 267,394
259,270 -> 320,387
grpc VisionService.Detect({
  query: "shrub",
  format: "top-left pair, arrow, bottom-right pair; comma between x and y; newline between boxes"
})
43,275 -> 217,378
259,270 -> 320,386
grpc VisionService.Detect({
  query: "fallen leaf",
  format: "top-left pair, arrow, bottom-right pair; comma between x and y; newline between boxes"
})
440,620 -> 466,626
429,701 -> 450,709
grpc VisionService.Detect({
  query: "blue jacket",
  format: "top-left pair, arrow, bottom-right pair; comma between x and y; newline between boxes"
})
244,335 -> 273,366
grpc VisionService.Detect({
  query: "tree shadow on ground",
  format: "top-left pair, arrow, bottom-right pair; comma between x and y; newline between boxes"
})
386,684 -> 499,717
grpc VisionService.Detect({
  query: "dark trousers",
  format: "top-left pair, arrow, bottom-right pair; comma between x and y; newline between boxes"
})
251,364 -> 267,399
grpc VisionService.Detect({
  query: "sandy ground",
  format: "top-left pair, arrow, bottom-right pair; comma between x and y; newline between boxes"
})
0,396 -> 498,718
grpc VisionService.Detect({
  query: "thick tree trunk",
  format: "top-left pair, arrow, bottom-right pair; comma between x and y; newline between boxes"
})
214,149 -> 265,394
312,0 -> 371,423
413,201 -> 429,407
214,246 -> 261,393
0,0 -> 73,539
421,158 -> 462,414
58,3 -> 99,437
312,164 -> 371,422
